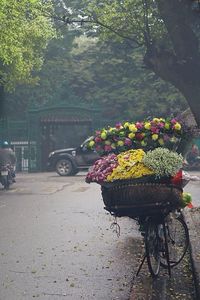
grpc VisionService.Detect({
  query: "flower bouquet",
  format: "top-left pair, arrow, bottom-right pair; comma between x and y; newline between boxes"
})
85,117 -> 190,218
86,148 -> 184,217
86,117 -> 183,156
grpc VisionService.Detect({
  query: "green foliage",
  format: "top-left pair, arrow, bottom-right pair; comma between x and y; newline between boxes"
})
69,35 -> 187,121
4,0 -> 187,120
0,0 -> 56,90
6,32 -> 187,120
87,0 -> 168,46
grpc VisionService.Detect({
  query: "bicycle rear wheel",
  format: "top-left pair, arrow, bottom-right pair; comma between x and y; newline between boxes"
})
145,221 -> 161,277
160,214 -> 189,268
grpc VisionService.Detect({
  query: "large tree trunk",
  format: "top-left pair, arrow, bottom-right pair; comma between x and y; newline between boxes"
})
144,0 -> 200,127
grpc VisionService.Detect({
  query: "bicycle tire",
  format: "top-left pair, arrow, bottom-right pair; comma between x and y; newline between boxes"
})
145,220 -> 161,277
160,214 -> 189,268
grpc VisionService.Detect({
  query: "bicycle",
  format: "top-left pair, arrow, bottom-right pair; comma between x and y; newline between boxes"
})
136,210 -> 189,277
101,181 -> 189,278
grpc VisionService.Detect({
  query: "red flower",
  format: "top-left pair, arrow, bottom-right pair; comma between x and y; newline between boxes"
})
95,137 -> 102,143
135,133 -> 144,140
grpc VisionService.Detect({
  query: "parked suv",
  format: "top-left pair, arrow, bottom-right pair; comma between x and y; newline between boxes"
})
47,137 -> 99,176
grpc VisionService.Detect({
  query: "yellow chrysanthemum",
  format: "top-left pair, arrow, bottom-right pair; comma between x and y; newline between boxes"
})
144,122 -> 151,130
158,138 -> 164,145
128,132 -> 135,139
117,140 -> 124,147
106,149 -> 154,182
152,134 -> 159,141
174,122 -> 181,130
108,127 -> 115,133
101,131 -> 107,140
129,124 -> 137,132
164,123 -> 170,130
153,118 -> 160,123
124,122 -> 130,128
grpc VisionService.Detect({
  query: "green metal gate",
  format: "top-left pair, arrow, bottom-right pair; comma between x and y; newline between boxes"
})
0,103 -> 102,172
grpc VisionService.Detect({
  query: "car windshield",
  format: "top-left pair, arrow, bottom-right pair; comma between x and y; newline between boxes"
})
81,136 -> 93,148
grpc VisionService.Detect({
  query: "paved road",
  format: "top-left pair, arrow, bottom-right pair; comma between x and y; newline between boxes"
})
183,171 -> 200,207
0,172 -> 198,300
0,173 -> 141,300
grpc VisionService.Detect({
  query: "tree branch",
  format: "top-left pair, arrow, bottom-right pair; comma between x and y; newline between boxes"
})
142,0 -> 152,47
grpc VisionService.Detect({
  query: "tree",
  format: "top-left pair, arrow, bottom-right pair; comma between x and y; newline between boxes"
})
69,35 -> 187,121
0,0 -> 55,116
82,0 -> 200,126
6,32 -> 187,121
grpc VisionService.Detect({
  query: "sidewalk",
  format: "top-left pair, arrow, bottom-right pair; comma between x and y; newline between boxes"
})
183,207 -> 200,299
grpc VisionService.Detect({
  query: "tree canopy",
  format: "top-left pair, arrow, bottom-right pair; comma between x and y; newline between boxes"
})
0,0 -> 55,90
77,0 -> 200,126
6,31 -> 187,122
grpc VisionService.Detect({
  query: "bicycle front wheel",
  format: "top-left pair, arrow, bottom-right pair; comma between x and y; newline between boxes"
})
145,221 -> 161,277
160,214 -> 189,268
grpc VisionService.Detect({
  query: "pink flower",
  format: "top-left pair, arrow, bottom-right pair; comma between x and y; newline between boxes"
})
171,118 -> 177,124
95,145 -> 102,151
104,145 -> 112,152
95,130 -> 101,135
158,122 -> 164,128
136,122 -> 143,129
151,126 -> 159,134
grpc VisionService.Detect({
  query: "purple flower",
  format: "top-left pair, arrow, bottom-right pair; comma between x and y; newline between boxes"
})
115,122 -> 122,129
163,134 -> 170,141
124,138 -> 132,146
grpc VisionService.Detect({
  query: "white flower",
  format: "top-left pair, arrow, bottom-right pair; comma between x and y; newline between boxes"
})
142,148 -> 183,177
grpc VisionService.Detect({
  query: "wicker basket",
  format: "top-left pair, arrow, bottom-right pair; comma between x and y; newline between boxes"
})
101,181 -> 182,218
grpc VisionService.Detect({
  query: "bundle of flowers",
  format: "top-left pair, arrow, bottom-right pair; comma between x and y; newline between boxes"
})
85,153 -> 118,183
86,148 -> 184,184
107,149 -> 154,181
86,149 -> 154,183
142,148 -> 183,177
87,117 -> 183,155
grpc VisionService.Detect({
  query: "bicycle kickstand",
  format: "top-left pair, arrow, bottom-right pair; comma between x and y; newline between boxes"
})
135,253 -> 147,277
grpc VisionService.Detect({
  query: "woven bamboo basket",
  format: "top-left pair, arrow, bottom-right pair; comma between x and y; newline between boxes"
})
101,181 -> 182,218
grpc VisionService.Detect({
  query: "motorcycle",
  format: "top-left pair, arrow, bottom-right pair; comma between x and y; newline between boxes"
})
0,164 -> 15,189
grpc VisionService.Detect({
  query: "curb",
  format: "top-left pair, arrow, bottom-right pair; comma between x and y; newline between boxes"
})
183,208 -> 200,299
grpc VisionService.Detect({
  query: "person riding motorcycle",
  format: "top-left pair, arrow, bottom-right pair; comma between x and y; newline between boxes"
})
0,141 -> 16,182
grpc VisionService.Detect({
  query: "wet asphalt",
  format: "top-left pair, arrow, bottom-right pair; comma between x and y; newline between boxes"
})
0,172 -> 198,300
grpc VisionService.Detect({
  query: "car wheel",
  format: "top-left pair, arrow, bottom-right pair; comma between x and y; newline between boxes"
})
71,168 -> 79,175
56,159 -> 74,176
